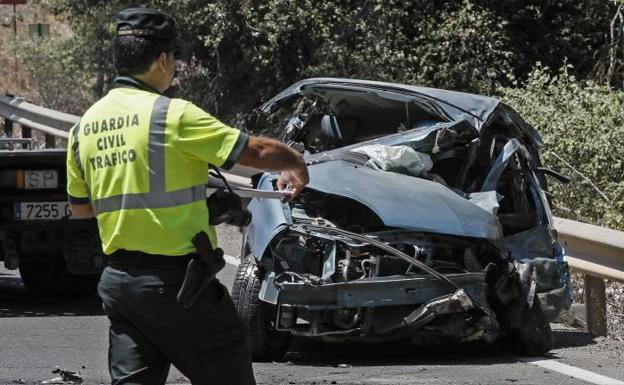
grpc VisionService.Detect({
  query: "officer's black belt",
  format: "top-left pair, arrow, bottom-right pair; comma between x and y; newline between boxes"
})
109,249 -> 195,269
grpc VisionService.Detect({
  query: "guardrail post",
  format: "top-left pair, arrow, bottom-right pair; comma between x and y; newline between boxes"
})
3,94 -> 14,138
584,274 -> 607,337
20,125 -> 31,149
45,134 -> 55,148
21,125 -> 31,138
3,118 -> 12,137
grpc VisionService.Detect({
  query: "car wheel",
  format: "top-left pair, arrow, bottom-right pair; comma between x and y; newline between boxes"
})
19,252 -> 71,296
231,255 -> 291,362
19,252 -> 98,297
510,295 -> 553,356
67,274 -> 100,297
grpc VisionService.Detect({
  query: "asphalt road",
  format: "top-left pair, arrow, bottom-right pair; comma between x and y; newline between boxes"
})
0,225 -> 623,385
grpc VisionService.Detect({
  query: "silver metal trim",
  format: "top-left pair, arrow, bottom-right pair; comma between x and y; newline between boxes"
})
148,96 -> 171,193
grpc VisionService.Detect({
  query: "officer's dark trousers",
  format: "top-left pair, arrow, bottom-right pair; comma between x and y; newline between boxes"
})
97,259 -> 256,385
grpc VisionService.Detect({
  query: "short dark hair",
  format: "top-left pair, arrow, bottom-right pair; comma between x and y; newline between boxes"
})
114,26 -> 175,76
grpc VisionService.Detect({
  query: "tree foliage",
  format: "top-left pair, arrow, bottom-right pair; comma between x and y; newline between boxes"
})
501,66 -> 624,231
14,36 -> 98,114
27,0 -> 617,121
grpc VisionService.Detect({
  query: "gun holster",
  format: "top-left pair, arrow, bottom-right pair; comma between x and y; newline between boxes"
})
176,231 -> 226,309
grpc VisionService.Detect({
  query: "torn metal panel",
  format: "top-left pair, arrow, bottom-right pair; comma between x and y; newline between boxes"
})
539,286 -> 572,320
377,289 -> 475,334
503,226 -> 572,321
504,226 -> 555,261
481,138 -> 532,191
246,174 -> 289,259
480,138 -> 553,227
479,138 -> 553,231
259,271 -> 280,305
526,167 -> 555,227
519,257 -> 565,292
468,191 -> 501,215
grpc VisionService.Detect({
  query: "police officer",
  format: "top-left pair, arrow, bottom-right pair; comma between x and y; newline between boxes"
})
66,8 -> 309,385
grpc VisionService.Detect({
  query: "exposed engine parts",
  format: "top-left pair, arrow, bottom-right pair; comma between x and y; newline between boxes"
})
255,198 -> 521,343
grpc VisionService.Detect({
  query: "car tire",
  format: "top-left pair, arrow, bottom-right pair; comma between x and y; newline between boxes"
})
509,295 -> 553,356
67,274 -> 100,297
19,252 -> 71,296
231,255 -> 291,362
19,252 -> 98,297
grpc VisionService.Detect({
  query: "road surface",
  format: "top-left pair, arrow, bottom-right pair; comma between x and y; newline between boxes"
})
0,225 -> 623,385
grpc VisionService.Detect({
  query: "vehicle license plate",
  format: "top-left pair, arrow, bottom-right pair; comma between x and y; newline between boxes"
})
24,170 -> 58,189
14,202 -> 70,220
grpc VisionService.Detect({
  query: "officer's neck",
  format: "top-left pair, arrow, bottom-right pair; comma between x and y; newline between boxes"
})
133,72 -> 168,94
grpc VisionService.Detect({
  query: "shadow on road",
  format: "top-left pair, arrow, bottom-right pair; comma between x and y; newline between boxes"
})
0,274 -> 103,318
552,329 -> 596,349
282,338 -> 515,367
280,328 -> 596,367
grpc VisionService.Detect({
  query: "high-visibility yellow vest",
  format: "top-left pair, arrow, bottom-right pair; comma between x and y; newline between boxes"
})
66,77 -> 248,255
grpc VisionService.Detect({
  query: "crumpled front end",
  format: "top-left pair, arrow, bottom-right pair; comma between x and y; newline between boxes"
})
250,220 -> 502,344
244,173 -> 513,344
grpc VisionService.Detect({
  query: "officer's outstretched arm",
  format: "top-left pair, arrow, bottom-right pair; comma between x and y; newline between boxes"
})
237,135 -> 309,199
70,203 -> 95,219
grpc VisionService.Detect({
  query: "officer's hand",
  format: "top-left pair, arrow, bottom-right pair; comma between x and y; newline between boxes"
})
277,165 -> 309,201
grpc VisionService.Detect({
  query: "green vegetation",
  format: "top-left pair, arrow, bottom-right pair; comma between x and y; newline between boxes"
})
501,66 -> 624,231
15,0 -> 624,230
22,1 -> 619,115
15,37 -> 95,114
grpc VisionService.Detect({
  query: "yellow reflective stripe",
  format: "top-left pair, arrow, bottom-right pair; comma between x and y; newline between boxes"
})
92,184 -> 206,214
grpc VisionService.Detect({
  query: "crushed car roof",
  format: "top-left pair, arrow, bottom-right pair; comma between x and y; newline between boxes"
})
259,77 -> 541,145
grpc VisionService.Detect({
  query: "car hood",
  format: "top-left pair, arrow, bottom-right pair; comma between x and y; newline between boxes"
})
258,77 -> 541,145
304,160 -> 502,240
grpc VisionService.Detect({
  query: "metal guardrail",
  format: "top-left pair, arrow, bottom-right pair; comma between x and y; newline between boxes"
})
555,217 -> 624,283
0,95 -> 77,140
1,95 -> 623,335
554,217 -> 624,336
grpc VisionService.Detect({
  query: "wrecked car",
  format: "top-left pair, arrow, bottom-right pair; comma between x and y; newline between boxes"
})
230,78 -> 572,360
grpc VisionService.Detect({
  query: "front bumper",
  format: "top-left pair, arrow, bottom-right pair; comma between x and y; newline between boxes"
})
277,273 -> 488,310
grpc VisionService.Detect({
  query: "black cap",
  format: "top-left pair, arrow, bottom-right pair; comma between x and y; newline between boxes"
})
116,8 -> 190,59
116,8 -> 178,40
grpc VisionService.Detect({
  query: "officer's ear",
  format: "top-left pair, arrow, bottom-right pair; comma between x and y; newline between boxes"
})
156,52 -> 168,72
